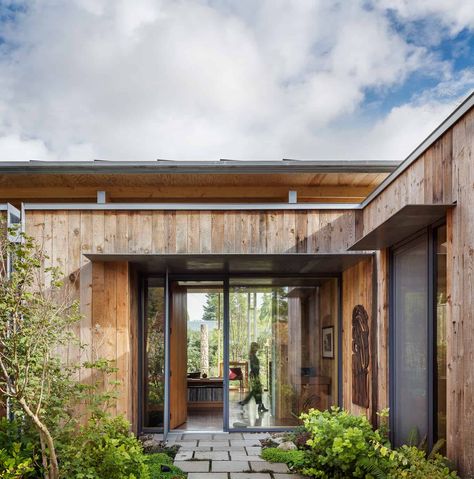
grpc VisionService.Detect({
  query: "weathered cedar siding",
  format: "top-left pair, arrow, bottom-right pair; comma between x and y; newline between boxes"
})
449,108 -> 474,474
13,102 -> 474,476
357,107 -> 474,476
342,258 -> 374,417
24,209 -> 358,433
360,131 -> 453,238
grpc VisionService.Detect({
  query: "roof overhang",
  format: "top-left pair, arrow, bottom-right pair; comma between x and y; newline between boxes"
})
84,253 -> 373,275
0,159 -> 398,175
349,204 -> 454,251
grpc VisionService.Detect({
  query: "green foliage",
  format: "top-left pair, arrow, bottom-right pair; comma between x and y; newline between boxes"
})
300,407 -> 387,478
60,416 -> 150,479
386,446 -> 459,479
0,417 -> 41,478
261,448 -> 307,469
0,443 -> 35,479
298,407 -> 459,479
145,453 -> 186,479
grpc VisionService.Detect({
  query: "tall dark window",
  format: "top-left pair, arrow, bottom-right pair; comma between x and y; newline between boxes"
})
391,224 -> 447,448
435,225 -> 447,445
392,234 -> 429,446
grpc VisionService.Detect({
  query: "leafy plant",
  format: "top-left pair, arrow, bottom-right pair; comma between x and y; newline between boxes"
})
0,442 -> 35,479
300,407 -> 388,478
0,417 -> 42,477
387,445 -> 459,479
0,225 -> 122,478
60,415 -> 150,479
286,425 -> 312,449
298,407 -> 459,479
261,447 -> 307,469
145,453 -> 186,479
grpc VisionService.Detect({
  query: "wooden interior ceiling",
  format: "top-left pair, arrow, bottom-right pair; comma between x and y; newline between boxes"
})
0,172 -> 390,204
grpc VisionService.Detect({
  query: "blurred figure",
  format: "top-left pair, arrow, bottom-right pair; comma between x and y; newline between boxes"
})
238,342 -> 268,413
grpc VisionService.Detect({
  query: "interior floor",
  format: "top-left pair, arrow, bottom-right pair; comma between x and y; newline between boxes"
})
176,390 -> 299,431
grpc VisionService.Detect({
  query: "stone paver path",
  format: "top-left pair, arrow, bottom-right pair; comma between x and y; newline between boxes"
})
166,433 -> 303,479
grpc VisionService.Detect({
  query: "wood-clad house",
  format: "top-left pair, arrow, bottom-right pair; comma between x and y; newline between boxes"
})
1,93 -> 473,475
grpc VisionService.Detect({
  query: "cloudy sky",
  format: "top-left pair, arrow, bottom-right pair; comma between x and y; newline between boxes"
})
0,0 -> 473,162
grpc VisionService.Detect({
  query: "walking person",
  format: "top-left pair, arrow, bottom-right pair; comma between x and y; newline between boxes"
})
238,342 -> 269,413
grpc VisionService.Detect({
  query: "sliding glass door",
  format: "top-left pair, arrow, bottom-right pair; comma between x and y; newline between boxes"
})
228,277 -> 339,430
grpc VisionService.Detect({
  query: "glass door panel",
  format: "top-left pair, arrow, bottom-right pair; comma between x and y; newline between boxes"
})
228,277 -> 339,429
143,278 -> 166,429
171,280 -> 224,431
392,235 -> 429,446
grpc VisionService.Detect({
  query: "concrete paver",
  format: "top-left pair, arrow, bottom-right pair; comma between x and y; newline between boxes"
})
174,450 -> 194,461
250,461 -> 289,473
194,451 -> 230,461
200,440 -> 230,447
189,474 -> 227,479
212,446 -> 246,452
173,433 -> 298,477
212,460 -> 250,472
231,474 -> 272,479
273,474 -> 305,479
230,454 -> 265,462
174,461 -> 210,472
245,446 -> 262,455
230,439 -> 261,447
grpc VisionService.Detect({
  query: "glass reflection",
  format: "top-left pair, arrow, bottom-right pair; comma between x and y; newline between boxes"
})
143,280 -> 165,428
229,278 -> 339,429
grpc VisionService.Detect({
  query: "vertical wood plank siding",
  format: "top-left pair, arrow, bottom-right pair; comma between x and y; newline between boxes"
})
360,131 -> 453,239
358,107 -> 474,476
342,258 -> 374,418
12,102 -> 474,475
449,108 -> 474,475
24,209 -> 357,433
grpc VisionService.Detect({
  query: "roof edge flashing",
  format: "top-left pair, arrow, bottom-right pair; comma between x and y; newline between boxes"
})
0,159 -> 399,175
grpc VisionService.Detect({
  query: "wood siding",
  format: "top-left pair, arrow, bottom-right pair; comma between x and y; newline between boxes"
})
360,131 -> 453,239
24,208 -> 357,433
358,107 -> 474,475
342,258 -> 374,418
448,108 -> 474,475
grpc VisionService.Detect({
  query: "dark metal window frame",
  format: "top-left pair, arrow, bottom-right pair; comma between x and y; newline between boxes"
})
389,219 -> 446,450
137,271 -> 343,435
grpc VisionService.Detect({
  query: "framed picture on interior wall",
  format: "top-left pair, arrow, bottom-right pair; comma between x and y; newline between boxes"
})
322,326 -> 334,359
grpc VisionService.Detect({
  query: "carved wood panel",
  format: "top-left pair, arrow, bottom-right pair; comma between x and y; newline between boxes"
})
352,304 -> 370,408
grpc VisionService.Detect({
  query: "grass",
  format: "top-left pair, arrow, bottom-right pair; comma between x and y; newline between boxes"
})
145,453 -> 186,479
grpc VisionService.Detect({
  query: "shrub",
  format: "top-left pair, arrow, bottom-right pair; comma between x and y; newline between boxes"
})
387,446 -> 459,479
0,417 -> 41,478
60,415 -> 150,479
300,407 -> 387,478
145,453 -> 186,479
299,407 -> 459,479
0,443 -> 35,479
261,448 -> 307,469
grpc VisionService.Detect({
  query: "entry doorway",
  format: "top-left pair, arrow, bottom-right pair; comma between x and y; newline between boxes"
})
140,273 -> 341,435
169,280 -> 224,431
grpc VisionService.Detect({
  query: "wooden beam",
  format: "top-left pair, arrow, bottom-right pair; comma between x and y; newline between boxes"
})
0,185 -> 375,202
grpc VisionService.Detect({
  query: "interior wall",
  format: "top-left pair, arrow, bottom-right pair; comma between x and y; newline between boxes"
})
342,258 -> 374,418
319,279 -> 339,405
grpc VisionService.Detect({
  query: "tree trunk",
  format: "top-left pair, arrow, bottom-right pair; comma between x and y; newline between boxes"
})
19,398 -> 59,479
200,323 -> 209,376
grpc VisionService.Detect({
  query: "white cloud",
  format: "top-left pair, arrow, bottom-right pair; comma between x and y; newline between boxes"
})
0,0 -> 472,162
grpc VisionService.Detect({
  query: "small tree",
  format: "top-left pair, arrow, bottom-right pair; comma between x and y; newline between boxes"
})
0,226 -> 82,479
